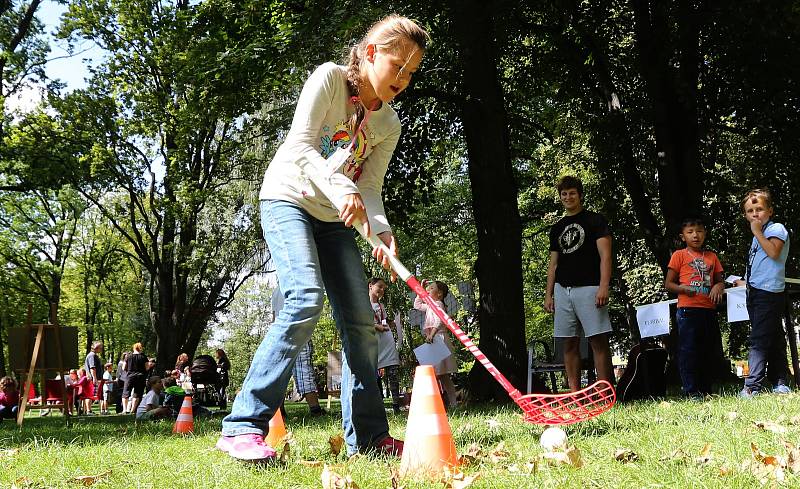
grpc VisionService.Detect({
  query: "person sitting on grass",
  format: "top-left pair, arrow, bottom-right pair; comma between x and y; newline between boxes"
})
135,376 -> 171,421
0,376 -> 20,421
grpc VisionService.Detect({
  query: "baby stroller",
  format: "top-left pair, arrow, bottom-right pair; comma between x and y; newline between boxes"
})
190,354 -> 221,407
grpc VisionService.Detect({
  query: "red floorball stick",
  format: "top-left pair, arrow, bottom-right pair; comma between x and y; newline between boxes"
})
302,153 -> 616,425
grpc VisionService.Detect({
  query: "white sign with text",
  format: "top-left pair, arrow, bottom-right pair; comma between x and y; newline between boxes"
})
636,300 -> 671,338
726,286 -> 750,322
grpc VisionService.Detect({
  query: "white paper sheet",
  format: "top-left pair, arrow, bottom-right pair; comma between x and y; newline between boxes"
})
726,286 -> 749,322
725,275 -> 742,285
413,336 -> 451,366
636,300 -> 671,338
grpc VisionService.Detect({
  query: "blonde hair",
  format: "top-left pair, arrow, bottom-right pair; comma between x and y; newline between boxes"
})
346,15 -> 429,132
741,188 -> 773,212
132,342 -> 143,352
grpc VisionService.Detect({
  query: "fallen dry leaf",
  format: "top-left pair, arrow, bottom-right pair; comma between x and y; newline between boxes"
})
659,401 -> 672,409
542,445 -> 583,468
298,460 -> 323,467
744,442 -> 787,485
12,477 -> 44,489
660,448 -> 687,462
726,411 -> 738,421
753,420 -> 788,434
451,474 -> 479,489
742,459 -> 785,485
614,448 -> 638,463
457,442 -> 483,466
718,465 -> 732,476
783,442 -> 800,474
750,442 -> 784,467
279,442 -> 291,463
329,435 -> 345,456
321,464 -> 360,489
696,443 -> 713,465
441,467 -> 480,489
70,470 -> 112,486
488,441 -> 510,464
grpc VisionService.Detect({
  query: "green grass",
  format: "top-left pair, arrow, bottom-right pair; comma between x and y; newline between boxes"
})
3,390 -> 800,488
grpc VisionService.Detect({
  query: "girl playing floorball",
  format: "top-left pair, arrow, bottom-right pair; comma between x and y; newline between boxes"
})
217,15 -> 429,462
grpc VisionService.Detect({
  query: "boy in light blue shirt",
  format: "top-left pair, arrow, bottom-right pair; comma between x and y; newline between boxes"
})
737,188 -> 791,397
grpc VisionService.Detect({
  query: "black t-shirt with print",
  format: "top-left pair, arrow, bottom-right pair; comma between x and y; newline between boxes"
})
549,210 -> 611,287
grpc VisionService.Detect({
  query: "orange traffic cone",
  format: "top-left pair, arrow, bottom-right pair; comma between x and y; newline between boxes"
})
173,395 -> 194,434
400,365 -> 458,476
265,407 -> 287,447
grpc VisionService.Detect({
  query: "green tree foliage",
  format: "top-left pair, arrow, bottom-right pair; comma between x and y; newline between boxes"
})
55,0 -> 274,371
0,186 -> 85,317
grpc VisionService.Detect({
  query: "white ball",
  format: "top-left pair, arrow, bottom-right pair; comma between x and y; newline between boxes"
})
540,427 -> 568,450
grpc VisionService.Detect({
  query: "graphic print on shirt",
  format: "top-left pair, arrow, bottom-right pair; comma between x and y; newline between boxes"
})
687,257 -> 711,295
319,121 -> 369,182
558,223 -> 585,254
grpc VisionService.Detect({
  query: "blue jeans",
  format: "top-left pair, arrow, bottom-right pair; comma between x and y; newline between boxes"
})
676,307 -> 721,395
744,287 -> 788,391
221,200 -> 388,454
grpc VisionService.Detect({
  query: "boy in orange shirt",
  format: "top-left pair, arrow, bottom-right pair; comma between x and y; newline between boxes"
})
665,217 -> 725,399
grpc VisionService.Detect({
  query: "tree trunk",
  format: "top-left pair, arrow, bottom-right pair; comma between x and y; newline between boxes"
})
450,0 -> 528,399
632,0 -> 704,242
0,313 -> 6,378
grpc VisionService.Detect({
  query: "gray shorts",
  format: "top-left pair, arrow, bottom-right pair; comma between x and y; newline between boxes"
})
554,283 -> 612,338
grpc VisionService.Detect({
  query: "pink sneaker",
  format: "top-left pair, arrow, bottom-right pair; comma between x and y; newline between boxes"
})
374,436 -> 404,457
216,434 -> 276,462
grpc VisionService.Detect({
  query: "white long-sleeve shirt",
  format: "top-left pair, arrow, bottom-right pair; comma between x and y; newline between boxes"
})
259,62 -> 400,235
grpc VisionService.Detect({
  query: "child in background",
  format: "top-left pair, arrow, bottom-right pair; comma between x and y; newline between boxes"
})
369,277 -> 402,414
0,376 -> 20,420
66,369 -> 79,415
218,15 -> 428,462
737,188 -> 792,397
163,377 -> 187,416
664,217 -> 725,399
414,280 -> 458,408
135,376 -> 171,421
75,368 -> 95,415
101,363 -> 114,415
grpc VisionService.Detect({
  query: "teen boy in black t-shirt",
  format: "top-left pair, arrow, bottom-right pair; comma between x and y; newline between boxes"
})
544,176 -> 614,391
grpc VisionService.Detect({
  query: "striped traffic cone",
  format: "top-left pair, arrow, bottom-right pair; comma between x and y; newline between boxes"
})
172,395 -> 194,434
265,407 -> 287,447
400,365 -> 458,476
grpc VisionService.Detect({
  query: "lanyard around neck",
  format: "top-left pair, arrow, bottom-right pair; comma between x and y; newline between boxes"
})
348,97 -> 380,152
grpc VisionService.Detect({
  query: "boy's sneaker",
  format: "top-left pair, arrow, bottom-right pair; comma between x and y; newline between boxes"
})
739,387 -> 760,399
216,434 -> 276,462
374,436 -> 404,457
773,384 -> 791,395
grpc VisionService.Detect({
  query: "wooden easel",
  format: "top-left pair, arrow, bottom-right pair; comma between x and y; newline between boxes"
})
16,304 -> 70,427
